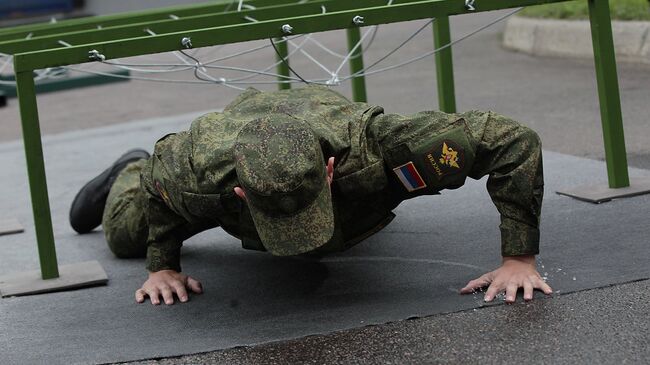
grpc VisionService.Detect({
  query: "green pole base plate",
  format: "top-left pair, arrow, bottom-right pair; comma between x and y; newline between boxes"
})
0,260 -> 108,298
556,177 -> 650,203
0,218 -> 24,236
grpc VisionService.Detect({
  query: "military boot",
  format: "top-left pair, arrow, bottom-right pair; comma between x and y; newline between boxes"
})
69,149 -> 150,234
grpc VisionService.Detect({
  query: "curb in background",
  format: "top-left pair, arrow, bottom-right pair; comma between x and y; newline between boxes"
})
503,16 -> 650,64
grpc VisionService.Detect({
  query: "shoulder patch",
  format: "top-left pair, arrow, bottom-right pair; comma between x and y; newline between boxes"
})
423,139 -> 465,180
392,161 -> 427,192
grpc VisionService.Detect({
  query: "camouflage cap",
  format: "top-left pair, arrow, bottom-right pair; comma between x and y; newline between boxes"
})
233,115 -> 334,256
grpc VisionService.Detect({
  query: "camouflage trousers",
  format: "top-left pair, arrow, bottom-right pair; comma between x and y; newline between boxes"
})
103,160 -> 207,258
102,160 -> 150,258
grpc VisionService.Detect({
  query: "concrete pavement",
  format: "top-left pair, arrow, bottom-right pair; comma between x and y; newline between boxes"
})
128,279 -> 650,365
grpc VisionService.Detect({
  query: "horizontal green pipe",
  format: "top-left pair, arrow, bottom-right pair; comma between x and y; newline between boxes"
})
0,0 -> 289,42
14,0 -> 571,72
1,0 -> 396,55
0,0 -> 232,38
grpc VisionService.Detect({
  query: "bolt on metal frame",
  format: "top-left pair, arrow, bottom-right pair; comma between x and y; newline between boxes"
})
1,0 -> 630,282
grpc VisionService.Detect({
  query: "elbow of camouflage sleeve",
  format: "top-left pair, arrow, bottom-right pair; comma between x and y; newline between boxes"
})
500,218 -> 540,257
146,245 -> 182,272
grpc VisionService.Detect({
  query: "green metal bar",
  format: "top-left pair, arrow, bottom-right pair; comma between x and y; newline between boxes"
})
0,0 -> 269,41
15,71 -> 59,280
432,16 -> 456,113
13,0 -> 574,73
0,0 -> 342,55
1,0 -> 437,55
588,0 -> 629,188
275,37 -> 291,90
346,27 -> 368,102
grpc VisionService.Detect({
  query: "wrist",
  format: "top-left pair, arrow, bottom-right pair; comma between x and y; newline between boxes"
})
502,254 -> 536,265
148,269 -> 176,276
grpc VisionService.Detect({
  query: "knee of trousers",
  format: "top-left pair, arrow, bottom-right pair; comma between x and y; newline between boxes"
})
103,210 -> 148,259
104,226 -> 147,258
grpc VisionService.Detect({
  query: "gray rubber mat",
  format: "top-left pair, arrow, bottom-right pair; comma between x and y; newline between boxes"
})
1,115 -> 649,365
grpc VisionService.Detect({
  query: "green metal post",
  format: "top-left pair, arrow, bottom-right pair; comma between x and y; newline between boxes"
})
588,0 -> 629,188
276,37 -> 291,90
433,16 -> 456,113
346,27 -> 368,102
15,71 -> 59,280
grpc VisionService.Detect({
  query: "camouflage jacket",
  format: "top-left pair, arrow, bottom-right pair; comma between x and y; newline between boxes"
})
141,86 -> 542,272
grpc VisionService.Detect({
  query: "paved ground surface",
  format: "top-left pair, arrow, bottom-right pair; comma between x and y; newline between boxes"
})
1,9 -> 649,365
3,117 -> 648,364
128,279 -> 650,365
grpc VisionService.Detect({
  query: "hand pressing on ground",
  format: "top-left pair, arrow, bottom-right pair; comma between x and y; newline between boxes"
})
460,255 -> 553,303
135,270 -> 203,305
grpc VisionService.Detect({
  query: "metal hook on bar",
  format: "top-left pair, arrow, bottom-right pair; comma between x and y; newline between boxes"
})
281,24 -> 294,34
353,15 -> 365,25
181,37 -> 193,49
88,50 -> 106,62
465,0 -> 476,11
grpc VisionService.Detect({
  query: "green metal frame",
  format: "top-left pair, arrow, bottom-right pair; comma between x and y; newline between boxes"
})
1,0 -> 629,281
347,27 -> 368,102
587,0 -> 629,188
275,37 -> 292,90
433,16 -> 456,113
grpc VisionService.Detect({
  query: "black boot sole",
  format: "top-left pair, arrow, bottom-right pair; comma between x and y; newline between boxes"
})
69,149 -> 150,234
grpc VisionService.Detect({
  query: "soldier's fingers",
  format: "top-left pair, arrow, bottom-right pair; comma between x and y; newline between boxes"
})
187,277 -> 203,294
505,283 -> 519,303
146,288 -> 161,305
135,289 -> 147,303
460,276 -> 490,294
171,282 -> 189,303
536,279 -> 553,295
161,287 -> 175,305
484,282 -> 502,302
523,280 -> 534,301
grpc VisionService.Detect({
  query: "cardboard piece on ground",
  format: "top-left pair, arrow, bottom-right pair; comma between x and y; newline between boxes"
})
556,177 -> 650,203
0,218 -> 24,236
0,260 -> 108,298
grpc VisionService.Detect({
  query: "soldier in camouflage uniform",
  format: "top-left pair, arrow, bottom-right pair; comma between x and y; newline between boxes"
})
70,85 -> 552,306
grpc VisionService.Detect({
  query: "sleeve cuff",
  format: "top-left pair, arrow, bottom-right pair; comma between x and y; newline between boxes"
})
146,246 -> 182,272
500,219 -> 540,256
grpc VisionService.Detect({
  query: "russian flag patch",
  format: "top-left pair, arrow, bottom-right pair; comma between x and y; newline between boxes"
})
392,161 -> 427,192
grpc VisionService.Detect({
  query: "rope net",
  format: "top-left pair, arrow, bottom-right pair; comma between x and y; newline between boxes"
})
0,3 -> 522,91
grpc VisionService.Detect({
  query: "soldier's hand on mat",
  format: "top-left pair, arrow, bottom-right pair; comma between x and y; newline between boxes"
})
135,270 -> 203,305
459,255 -> 552,303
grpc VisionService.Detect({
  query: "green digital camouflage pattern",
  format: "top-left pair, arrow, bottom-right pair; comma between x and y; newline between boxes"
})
234,115 -> 334,256
102,159 -> 148,258
372,109 -> 543,257
102,85 -> 543,272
